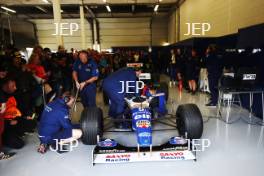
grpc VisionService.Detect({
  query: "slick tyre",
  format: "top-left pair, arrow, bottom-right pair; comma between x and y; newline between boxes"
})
176,104 -> 203,139
80,107 -> 103,145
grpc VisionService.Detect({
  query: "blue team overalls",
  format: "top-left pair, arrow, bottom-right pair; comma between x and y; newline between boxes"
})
73,58 -> 99,107
38,98 -> 72,144
102,68 -> 137,118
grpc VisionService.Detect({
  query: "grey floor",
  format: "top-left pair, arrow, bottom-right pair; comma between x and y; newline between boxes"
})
1,75 -> 264,176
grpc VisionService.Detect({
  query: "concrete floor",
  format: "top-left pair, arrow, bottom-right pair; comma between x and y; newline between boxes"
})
1,76 -> 264,176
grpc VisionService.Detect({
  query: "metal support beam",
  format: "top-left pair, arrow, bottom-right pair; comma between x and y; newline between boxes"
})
176,0 -> 185,42
149,17 -> 152,52
84,5 -> 100,51
52,0 -> 63,46
85,5 -> 96,19
7,15 -> 13,45
85,5 -> 97,48
176,7 -> 180,42
93,19 -> 97,44
80,5 -> 86,49
92,19 -> 100,51
0,13 -> 5,48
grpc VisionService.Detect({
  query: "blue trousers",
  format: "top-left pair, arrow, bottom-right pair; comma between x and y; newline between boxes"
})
106,91 -> 125,118
80,84 -> 97,107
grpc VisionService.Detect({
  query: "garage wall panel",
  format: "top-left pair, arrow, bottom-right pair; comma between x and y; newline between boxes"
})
99,18 -> 150,23
99,17 -> 168,50
168,11 -> 176,44
100,22 -> 150,29
99,18 -> 151,50
100,29 -> 151,36
102,35 -> 150,42
151,17 -> 168,46
30,19 -> 92,50
37,29 -> 91,37
178,0 -> 264,41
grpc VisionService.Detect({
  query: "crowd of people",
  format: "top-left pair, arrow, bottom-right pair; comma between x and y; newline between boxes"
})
0,42 -> 263,159
168,45 -> 222,105
168,44 -> 264,106
0,45 -> 91,159
0,45 -> 141,158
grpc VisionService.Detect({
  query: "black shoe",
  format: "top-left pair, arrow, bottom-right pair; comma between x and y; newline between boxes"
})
206,102 -> 216,107
0,152 -> 16,160
192,91 -> 196,95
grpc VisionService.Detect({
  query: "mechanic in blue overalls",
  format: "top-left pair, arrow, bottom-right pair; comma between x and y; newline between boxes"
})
102,67 -> 138,129
72,50 -> 99,107
37,92 -> 82,154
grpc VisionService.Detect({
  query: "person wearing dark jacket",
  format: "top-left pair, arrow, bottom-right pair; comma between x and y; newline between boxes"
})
43,48 -> 63,99
0,67 -> 16,160
186,49 -> 200,95
204,44 -> 223,106
169,49 -> 177,87
54,45 -> 73,92
9,52 -> 38,118
1,77 -> 36,149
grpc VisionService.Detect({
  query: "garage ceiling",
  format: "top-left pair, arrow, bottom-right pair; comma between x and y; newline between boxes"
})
0,0 -> 178,19
1,0 -> 178,5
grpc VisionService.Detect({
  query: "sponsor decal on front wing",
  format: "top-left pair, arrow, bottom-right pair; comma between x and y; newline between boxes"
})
93,150 -> 195,164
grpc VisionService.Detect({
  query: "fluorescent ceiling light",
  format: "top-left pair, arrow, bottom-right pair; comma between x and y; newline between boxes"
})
103,0 -> 107,2
106,5 -> 111,12
36,6 -> 47,13
1,6 -> 16,13
42,0 -> 50,4
162,42 -> 170,46
159,0 -> 163,2
154,4 -> 159,12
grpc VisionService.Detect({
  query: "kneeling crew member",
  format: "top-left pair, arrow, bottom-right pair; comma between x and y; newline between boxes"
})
72,51 -> 99,107
37,93 -> 82,154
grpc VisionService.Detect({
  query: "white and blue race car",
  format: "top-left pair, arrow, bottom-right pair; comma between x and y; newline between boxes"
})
80,92 -> 203,164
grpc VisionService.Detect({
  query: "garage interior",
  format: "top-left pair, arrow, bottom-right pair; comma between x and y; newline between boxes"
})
0,0 -> 264,176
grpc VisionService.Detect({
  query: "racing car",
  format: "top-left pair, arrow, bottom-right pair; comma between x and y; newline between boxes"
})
79,65 -> 203,164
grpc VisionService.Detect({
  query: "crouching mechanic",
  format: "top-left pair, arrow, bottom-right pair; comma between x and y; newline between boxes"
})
102,67 -> 139,129
72,50 -> 99,107
37,93 -> 82,154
